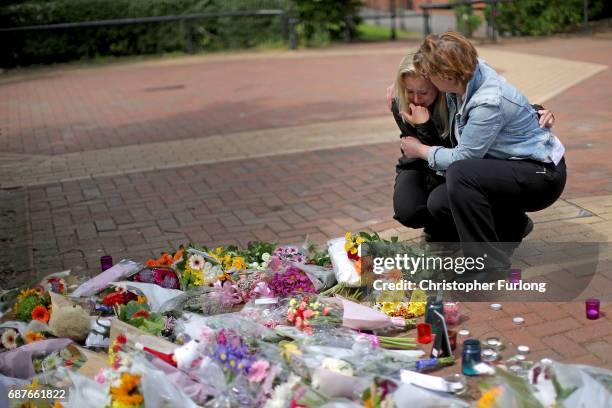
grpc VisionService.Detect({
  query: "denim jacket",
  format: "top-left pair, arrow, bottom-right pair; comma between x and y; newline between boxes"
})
427,58 -> 564,171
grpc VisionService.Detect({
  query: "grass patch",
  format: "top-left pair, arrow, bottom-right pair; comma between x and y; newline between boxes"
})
357,23 -> 419,41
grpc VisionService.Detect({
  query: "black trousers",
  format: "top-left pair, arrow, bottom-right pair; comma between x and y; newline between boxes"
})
427,157 -> 567,268
393,160 -> 458,241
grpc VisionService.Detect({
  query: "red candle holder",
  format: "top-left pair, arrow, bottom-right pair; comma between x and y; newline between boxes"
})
586,298 -> 600,320
417,322 -> 432,344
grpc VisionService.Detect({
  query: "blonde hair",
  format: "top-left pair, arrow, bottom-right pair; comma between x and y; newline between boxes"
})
413,32 -> 478,88
395,54 -> 450,139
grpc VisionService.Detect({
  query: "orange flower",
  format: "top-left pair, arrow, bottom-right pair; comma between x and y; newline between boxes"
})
25,331 -> 45,343
110,373 -> 144,405
173,248 -> 184,262
31,305 -> 50,323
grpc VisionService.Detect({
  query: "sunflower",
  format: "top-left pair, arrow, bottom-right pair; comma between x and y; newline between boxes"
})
31,305 -> 50,323
110,373 -> 144,406
476,386 -> 503,408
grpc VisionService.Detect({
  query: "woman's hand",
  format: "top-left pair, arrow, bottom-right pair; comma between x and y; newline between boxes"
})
538,109 -> 555,128
401,103 -> 430,125
386,83 -> 395,111
401,136 -> 430,160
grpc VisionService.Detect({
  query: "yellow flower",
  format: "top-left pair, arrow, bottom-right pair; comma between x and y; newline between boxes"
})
345,232 -> 352,242
110,373 -> 144,406
136,295 -> 147,304
355,236 -> 365,245
231,257 -> 246,270
280,342 -> 302,363
476,386 -> 503,408
380,302 -> 398,315
53,401 -> 64,408
222,254 -> 232,270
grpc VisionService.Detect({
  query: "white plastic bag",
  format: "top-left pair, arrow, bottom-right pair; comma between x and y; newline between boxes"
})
328,238 -> 360,287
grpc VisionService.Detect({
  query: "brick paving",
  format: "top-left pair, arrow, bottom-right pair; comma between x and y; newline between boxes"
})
1,35 -> 612,369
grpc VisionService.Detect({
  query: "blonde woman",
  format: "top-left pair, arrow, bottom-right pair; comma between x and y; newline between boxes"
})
401,32 -> 565,275
388,55 -> 456,242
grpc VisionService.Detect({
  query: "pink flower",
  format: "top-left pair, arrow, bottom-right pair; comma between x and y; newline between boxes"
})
323,307 -> 331,316
303,309 -> 314,319
94,370 -> 107,384
269,256 -> 282,272
248,360 -> 270,383
287,310 -> 296,323
295,316 -> 303,329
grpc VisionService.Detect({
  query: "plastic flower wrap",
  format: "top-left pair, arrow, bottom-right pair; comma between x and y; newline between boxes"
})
72,259 -> 143,298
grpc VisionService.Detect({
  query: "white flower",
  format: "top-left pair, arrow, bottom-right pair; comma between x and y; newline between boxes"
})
321,357 -> 353,376
1,329 -> 18,350
250,262 -> 260,269
60,348 -> 72,360
189,254 -> 205,271
264,374 -> 301,408
261,253 -> 271,262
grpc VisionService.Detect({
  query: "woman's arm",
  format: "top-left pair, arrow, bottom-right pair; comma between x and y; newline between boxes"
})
402,103 -> 504,171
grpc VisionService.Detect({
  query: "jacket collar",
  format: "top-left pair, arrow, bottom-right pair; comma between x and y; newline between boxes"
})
462,58 -> 485,102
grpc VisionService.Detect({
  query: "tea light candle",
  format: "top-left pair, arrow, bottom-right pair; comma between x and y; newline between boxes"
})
585,298 -> 600,320
513,316 -> 525,325
486,337 -> 502,350
490,303 -> 503,311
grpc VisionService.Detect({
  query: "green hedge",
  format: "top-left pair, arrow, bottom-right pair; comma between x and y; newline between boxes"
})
492,0 -> 604,36
0,0 -> 362,67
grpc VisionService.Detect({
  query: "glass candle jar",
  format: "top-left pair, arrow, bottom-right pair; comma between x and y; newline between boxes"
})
586,298 -> 600,320
443,302 -> 460,325
462,339 -> 482,376
508,269 -> 522,284
425,300 -> 444,334
100,255 -> 113,272
417,322 -> 432,344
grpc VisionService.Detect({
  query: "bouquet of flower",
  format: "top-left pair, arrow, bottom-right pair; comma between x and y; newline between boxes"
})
269,266 -> 317,298
13,288 -> 52,323
32,346 -> 84,374
101,287 -> 143,308
235,271 -> 274,301
146,248 -> 184,269
241,241 -> 276,271
269,246 -> 308,272
132,267 -> 180,290
117,301 -> 165,336
176,247 -> 227,290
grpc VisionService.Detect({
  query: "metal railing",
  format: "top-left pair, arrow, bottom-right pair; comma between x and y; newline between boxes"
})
0,9 -> 297,53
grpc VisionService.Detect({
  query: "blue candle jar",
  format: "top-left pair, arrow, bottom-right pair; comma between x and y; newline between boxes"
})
462,339 -> 482,376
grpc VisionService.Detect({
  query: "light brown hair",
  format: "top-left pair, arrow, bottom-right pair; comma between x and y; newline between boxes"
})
394,55 -> 450,139
413,32 -> 478,87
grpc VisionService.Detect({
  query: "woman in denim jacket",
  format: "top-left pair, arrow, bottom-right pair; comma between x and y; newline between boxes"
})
400,32 -> 566,274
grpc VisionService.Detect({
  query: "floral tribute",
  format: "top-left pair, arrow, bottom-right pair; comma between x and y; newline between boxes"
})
13,288 -> 51,323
